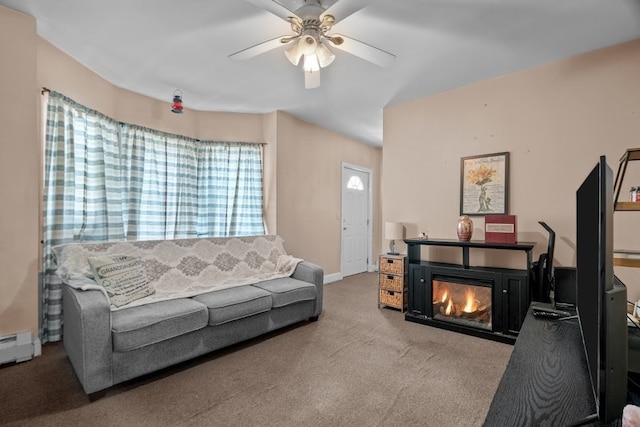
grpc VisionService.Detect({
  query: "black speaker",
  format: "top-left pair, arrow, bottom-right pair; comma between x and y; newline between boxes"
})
554,267 -> 576,306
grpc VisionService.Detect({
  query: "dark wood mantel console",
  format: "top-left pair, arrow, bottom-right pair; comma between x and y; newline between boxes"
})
404,238 -> 536,343
404,238 -> 536,269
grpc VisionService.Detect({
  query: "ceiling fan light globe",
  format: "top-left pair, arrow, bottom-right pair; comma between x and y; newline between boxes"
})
316,42 -> 335,68
303,53 -> 320,73
285,42 -> 303,66
299,34 -> 317,56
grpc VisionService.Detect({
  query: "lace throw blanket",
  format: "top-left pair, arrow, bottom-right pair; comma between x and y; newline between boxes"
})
52,235 -> 302,310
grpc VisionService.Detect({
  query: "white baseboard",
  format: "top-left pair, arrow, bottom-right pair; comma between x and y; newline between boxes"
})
325,267 -> 379,284
324,273 -> 343,284
0,332 -> 41,365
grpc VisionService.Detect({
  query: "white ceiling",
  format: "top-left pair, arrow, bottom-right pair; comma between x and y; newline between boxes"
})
2,0 -> 640,146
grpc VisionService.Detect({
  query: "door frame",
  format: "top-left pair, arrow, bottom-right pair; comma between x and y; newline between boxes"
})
341,162 -> 374,278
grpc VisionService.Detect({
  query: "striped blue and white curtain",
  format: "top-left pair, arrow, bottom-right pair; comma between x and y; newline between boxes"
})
120,124 -> 199,240
41,91 -> 264,343
196,143 -> 264,236
42,92 -> 123,342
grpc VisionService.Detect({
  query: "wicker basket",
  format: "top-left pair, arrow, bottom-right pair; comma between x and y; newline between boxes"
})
380,274 -> 404,292
380,257 -> 405,275
379,289 -> 403,308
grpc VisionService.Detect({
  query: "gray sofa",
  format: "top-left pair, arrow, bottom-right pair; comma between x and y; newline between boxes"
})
53,235 -> 323,396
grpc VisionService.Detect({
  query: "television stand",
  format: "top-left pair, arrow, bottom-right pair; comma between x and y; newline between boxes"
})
404,238 -> 535,341
483,305 -> 600,425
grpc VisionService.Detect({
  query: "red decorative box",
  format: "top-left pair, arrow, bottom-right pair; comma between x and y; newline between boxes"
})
484,215 -> 517,244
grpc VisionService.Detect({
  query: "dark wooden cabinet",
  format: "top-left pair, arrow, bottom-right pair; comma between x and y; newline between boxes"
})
408,264 -> 427,316
404,239 -> 534,343
408,262 -> 528,342
497,271 -> 530,335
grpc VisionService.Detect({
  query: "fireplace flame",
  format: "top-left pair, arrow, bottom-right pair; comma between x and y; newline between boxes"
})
440,290 -> 448,303
445,297 -> 454,315
462,289 -> 479,313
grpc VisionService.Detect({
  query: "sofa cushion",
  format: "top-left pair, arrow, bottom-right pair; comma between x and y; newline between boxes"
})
193,285 -> 272,326
252,278 -> 317,308
111,299 -> 208,352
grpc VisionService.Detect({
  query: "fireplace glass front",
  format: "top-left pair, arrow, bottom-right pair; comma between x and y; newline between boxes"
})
432,279 -> 492,331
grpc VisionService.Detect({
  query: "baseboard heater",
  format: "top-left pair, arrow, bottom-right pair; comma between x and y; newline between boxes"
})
0,332 -> 42,365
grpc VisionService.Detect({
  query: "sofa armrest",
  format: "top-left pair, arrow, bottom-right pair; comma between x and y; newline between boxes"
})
62,284 -> 113,394
292,261 -> 324,317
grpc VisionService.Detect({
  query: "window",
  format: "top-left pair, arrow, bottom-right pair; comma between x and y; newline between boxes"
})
40,91 -> 264,342
347,175 -> 364,191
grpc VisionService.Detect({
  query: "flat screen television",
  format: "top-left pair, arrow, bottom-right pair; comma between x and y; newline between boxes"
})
575,155 -> 627,424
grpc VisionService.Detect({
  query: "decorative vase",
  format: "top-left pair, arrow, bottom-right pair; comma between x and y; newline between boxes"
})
457,215 -> 473,241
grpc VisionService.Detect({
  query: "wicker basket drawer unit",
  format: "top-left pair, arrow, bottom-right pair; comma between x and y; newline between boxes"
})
380,274 -> 404,292
379,289 -> 405,308
379,256 -> 407,276
378,254 -> 407,312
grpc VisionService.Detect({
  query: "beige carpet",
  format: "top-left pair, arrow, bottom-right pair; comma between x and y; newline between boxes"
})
0,272 -> 512,427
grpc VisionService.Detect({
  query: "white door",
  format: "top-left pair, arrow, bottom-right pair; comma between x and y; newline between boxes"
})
341,165 -> 371,277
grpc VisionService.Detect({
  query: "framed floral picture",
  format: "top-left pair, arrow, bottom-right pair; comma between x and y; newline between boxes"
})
460,152 -> 509,216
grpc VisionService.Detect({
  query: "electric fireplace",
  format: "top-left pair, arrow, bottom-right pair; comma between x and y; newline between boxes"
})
432,278 -> 492,331
406,261 -> 530,343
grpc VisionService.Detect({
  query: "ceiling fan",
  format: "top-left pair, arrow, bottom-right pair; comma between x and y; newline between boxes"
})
229,0 -> 395,89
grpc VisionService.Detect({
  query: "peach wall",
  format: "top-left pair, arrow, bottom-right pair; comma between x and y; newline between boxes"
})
37,38 -> 264,142
275,112 -> 382,275
0,6 -> 39,336
383,39 -> 640,300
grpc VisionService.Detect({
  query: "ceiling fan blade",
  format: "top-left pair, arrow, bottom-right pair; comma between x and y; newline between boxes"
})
243,0 -> 299,21
322,0 -> 378,23
328,34 -> 395,67
228,36 -> 289,61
